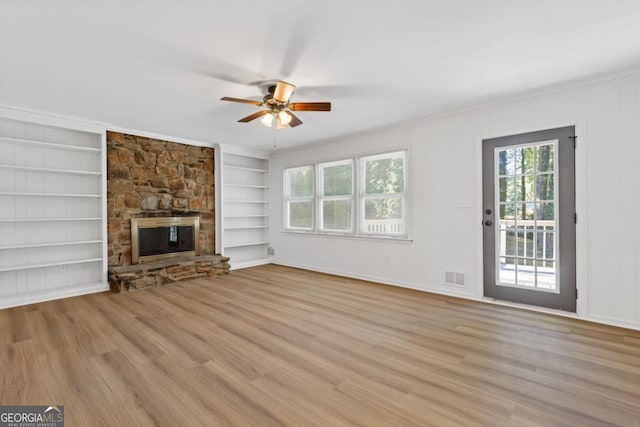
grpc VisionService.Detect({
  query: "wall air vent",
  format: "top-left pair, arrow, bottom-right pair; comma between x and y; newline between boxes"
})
445,271 -> 465,287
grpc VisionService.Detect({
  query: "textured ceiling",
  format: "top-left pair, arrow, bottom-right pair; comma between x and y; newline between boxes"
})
1,1 -> 640,151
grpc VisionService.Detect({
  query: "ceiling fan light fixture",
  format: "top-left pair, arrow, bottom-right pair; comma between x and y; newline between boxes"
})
278,110 -> 292,126
260,112 -> 274,128
275,115 -> 287,129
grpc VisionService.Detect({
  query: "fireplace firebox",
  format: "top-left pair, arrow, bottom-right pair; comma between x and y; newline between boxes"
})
131,216 -> 200,264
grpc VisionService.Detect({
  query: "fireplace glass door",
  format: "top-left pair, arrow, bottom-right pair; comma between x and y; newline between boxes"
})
131,216 -> 200,264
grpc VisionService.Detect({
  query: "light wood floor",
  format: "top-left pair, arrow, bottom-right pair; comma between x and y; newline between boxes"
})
1,265 -> 640,426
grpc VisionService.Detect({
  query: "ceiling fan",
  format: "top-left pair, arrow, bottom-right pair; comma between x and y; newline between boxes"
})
221,81 -> 331,129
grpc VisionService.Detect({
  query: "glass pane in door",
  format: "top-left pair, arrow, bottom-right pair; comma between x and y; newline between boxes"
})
495,141 -> 558,292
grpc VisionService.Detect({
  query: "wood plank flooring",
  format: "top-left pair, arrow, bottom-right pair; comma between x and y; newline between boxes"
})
1,264 -> 640,426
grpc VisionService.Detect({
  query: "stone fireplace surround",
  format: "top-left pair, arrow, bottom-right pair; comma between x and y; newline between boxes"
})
106,131 -> 229,291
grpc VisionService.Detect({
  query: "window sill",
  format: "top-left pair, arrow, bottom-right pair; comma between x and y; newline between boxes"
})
281,229 -> 413,243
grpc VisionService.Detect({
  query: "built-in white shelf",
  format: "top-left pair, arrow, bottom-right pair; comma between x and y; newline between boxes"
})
0,136 -> 101,153
0,217 -> 102,223
0,240 -> 102,250
0,192 -> 102,198
224,165 -> 268,173
0,114 -> 106,309
0,164 -> 102,176
218,149 -> 270,269
0,258 -> 103,273
224,241 -> 269,249
224,183 -> 268,189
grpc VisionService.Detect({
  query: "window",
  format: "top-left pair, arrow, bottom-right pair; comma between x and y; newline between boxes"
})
285,165 -> 314,230
284,150 -> 408,238
319,160 -> 354,232
361,151 -> 406,236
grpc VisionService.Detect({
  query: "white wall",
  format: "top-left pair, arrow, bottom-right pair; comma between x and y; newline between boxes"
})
269,71 -> 640,331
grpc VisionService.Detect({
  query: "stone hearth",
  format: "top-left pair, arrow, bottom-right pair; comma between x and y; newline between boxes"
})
109,255 -> 230,292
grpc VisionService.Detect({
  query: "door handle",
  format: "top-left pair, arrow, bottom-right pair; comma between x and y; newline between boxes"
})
484,220 -> 493,227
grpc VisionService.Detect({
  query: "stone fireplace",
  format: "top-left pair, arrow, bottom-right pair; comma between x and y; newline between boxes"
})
106,131 -> 229,292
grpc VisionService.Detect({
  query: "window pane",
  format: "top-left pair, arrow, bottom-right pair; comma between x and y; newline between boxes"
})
288,166 -> 314,197
535,202 -> 554,221
363,197 -> 404,234
499,203 -> 516,222
498,257 -> 516,285
535,174 -> 554,201
517,203 -> 534,221
288,201 -> 312,229
517,258 -> 536,287
364,198 -> 402,220
515,146 -> 534,175
499,177 -> 515,202
516,230 -> 534,258
536,261 -> 556,290
322,200 -> 352,231
535,231 -> 555,260
516,174 -> 535,202
323,163 -> 352,196
536,144 -> 554,173
497,149 -> 516,176
364,154 -> 404,194
498,229 -> 517,257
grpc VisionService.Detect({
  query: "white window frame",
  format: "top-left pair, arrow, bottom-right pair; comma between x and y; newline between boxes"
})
283,149 -> 409,240
318,159 -> 355,233
359,150 -> 408,238
284,165 -> 315,231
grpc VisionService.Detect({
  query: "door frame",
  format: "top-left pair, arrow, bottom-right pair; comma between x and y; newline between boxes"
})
473,119 -> 589,316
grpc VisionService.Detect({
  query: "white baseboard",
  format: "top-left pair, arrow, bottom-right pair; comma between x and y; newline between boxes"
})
0,282 -> 109,310
272,259 -> 640,332
584,313 -> 640,332
272,259 -> 476,299
230,259 -> 272,270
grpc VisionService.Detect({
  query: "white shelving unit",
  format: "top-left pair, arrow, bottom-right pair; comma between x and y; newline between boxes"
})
0,109 -> 108,309
216,145 -> 271,270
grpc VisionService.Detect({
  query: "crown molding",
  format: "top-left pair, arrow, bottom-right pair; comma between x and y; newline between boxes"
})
0,103 -> 107,134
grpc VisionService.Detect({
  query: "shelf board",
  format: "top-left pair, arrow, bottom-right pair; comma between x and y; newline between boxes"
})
224,215 -> 269,219
0,217 -> 102,223
0,240 -> 103,250
224,226 -> 268,230
223,241 -> 269,248
0,257 -> 103,273
224,183 -> 268,189
0,192 -> 102,198
0,164 -> 101,176
0,136 -> 101,153
224,165 -> 268,173
224,200 -> 268,204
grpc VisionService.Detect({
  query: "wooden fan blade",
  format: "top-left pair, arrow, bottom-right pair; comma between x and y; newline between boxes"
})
287,111 -> 303,128
273,81 -> 296,103
238,110 -> 270,123
221,97 -> 262,106
289,102 -> 331,112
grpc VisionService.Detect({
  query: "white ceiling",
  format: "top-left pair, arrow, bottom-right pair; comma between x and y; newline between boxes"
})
2,1 -> 640,151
